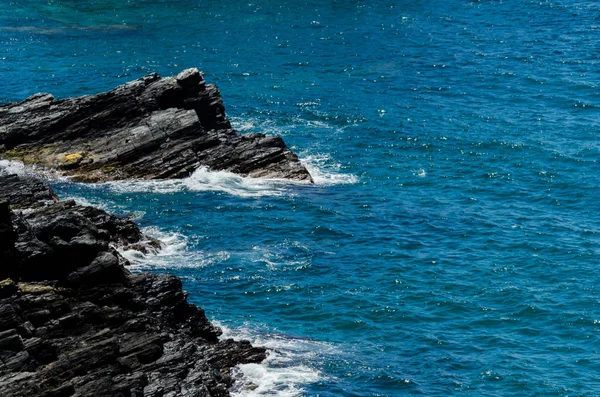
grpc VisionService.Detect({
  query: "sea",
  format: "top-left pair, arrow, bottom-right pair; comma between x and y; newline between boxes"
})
1,1 -> 600,396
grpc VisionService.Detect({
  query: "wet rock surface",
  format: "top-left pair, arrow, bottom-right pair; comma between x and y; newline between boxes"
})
0,68 -> 312,183
0,174 -> 267,396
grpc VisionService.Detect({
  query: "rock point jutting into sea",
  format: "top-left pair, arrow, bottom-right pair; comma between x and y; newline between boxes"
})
0,68 -> 313,183
0,173 -> 267,396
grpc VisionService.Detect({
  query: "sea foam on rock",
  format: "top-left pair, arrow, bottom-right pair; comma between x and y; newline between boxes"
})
0,174 -> 267,396
0,68 -> 313,183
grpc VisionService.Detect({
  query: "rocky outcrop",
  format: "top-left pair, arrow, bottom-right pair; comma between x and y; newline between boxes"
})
0,68 -> 312,183
0,174 -> 59,210
0,174 -> 158,253
0,174 -> 266,396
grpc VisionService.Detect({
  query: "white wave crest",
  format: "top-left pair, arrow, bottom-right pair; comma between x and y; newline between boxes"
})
0,159 -> 68,181
300,154 -> 358,186
120,225 -> 232,273
99,162 -> 356,198
1,154 -> 358,199
0,159 -> 27,175
182,167 -> 293,197
231,362 -> 320,397
231,118 -> 265,133
99,167 -> 293,198
119,226 -> 189,270
230,117 -> 279,136
217,323 -> 329,397
139,226 -> 188,255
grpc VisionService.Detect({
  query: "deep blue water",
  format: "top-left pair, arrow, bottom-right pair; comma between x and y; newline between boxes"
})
2,1 -> 600,395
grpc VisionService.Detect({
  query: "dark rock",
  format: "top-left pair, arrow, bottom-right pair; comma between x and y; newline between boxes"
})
0,279 -> 18,299
0,174 -> 58,209
17,206 -> 108,282
72,205 -> 154,249
0,328 -> 24,352
0,68 -> 312,182
0,174 -> 162,279
0,174 -> 267,396
66,251 -> 128,287
0,350 -> 36,373
0,304 -> 21,332
24,309 -> 53,327
43,383 -> 75,397
0,201 -> 19,280
23,337 -> 57,365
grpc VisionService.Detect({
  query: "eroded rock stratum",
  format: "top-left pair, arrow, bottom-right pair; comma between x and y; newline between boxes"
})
0,68 -> 312,183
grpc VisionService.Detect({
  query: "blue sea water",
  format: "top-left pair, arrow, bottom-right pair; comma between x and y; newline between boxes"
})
2,0 -> 600,395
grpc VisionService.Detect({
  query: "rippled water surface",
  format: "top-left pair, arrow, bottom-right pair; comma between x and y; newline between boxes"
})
2,1 -> 600,395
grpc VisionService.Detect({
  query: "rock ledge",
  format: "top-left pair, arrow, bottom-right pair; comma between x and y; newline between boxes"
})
0,68 -> 312,183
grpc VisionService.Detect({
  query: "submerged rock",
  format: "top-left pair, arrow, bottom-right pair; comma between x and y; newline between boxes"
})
0,174 -> 267,396
0,68 -> 312,183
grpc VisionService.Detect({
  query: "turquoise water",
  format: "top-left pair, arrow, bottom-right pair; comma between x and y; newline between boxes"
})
2,1 -> 600,395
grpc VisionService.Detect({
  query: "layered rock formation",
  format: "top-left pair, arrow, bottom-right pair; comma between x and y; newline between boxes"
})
0,174 -> 266,396
0,68 -> 312,183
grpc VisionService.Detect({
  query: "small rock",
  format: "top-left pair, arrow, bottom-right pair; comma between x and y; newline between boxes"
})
67,251 -> 127,287
0,328 -> 24,352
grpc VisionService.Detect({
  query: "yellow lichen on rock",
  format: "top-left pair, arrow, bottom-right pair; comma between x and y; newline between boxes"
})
63,153 -> 83,164
18,283 -> 56,294
0,278 -> 16,288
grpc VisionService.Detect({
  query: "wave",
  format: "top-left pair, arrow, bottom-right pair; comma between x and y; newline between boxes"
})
300,154 -> 358,186
119,226 -> 190,271
89,160 -> 356,198
230,116 -> 290,137
1,150 -> 358,199
119,225 -> 233,274
0,159 -> 68,181
96,167 -> 295,198
0,159 -> 27,175
216,322 -> 330,397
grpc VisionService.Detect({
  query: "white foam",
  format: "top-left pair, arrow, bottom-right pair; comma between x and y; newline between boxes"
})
60,195 -> 124,214
0,159 -> 68,181
216,323 -> 328,397
1,153 -> 357,199
300,154 -> 358,186
230,117 -> 279,136
415,168 -> 427,178
230,116 -> 359,186
0,159 -> 27,175
119,225 -> 189,269
182,167 -> 292,197
231,362 -> 320,397
119,225 -> 233,273
248,243 -> 312,272
95,167 -> 294,198
231,117 -> 264,133
97,160 -> 357,198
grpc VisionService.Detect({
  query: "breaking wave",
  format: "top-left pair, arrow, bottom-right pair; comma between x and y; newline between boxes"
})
217,323 -> 330,397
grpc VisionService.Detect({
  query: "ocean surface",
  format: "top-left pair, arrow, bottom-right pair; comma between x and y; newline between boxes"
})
2,1 -> 600,395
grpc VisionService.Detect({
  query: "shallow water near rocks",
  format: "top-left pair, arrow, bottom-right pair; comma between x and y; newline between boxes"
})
2,1 -> 600,395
